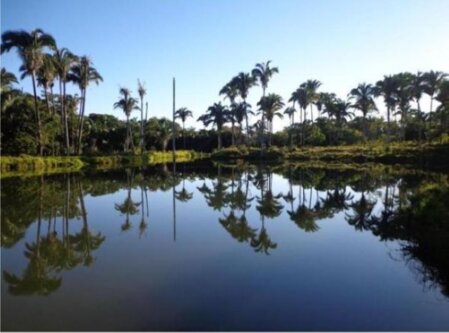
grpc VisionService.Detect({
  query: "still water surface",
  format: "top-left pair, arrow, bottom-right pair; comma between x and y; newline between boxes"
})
2,162 -> 449,331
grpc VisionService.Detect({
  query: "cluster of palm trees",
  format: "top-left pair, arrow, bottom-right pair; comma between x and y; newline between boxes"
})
1,29 -> 103,155
3,28 -> 447,155
198,61 -> 448,149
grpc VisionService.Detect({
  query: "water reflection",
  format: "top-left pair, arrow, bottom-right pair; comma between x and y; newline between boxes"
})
1,162 -> 449,302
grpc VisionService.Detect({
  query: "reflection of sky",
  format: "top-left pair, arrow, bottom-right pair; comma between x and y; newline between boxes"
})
2,172 -> 449,331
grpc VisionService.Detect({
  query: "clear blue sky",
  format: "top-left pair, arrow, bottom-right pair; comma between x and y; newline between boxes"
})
2,0 -> 449,130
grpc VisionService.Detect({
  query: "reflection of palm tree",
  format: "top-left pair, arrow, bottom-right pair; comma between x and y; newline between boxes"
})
250,219 -> 277,255
3,218 -> 61,296
3,259 -> 61,296
219,211 -> 257,243
115,170 -> 140,231
321,187 -> 354,213
69,182 -> 105,266
175,178 -> 193,202
256,190 -> 284,219
345,193 -> 375,231
288,203 -> 319,232
198,169 -> 229,211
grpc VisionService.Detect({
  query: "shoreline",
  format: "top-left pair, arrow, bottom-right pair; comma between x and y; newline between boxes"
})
2,143 -> 449,178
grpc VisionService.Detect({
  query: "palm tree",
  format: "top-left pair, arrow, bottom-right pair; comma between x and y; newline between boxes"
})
348,83 -> 377,140
300,79 -> 322,123
1,29 -> 56,155
175,107 -> 193,149
290,87 -> 309,145
324,98 -> 353,142
252,61 -> 279,145
1,68 -> 19,113
137,80 -> 147,154
219,80 -> 239,145
113,87 -> 139,153
154,118 -> 174,151
375,75 -> 399,141
53,47 -> 77,154
423,70 -> 448,113
284,106 -> 296,149
257,93 -> 284,146
198,102 -> 228,150
233,72 -> 256,140
394,72 -> 414,140
0,67 -> 18,90
36,54 -> 56,116
233,101 -> 252,143
69,56 -> 103,154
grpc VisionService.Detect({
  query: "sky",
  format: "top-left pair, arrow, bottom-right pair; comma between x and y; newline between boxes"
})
2,0 -> 449,131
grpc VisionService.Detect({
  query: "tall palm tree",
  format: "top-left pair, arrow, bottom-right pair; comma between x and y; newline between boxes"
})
290,87 -> 309,145
36,54 -> 56,116
53,47 -> 77,155
1,29 -> 56,155
252,61 -> 279,146
219,80 -> 239,145
348,83 -> 377,140
394,72 -> 414,140
233,72 -> 256,140
233,101 -> 252,143
423,70 -> 448,113
283,106 -> 296,149
257,93 -> 284,146
175,107 -> 193,149
411,72 -> 425,112
300,79 -> 322,123
198,102 -> 228,150
113,87 -> 139,153
137,80 -> 147,154
375,75 -> 399,141
69,56 -> 103,154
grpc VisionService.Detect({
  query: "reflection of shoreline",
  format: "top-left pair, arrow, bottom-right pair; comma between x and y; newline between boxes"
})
2,164 -> 449,299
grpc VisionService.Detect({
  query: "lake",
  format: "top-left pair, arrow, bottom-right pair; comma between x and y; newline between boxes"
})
2,161 -> 449,331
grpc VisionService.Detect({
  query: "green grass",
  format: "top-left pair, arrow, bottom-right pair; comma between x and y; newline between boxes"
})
210,142 -> 449,168
1,150 -> 207,178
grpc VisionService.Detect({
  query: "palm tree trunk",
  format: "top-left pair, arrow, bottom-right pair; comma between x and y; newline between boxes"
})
125,116 -> 130,153
231,121 -> 235,146
50,86 -> 56,116
387,106 -> 391,142
140,97 -> 144,155
363,115 -> 368,142
63,81 -> 70,155
77,88 -> 86,155
260,88 -> 266,148
217,128 -> 222,150
31,72 -> 43,156
310,104 -> 313,123
183,121 -> 186,149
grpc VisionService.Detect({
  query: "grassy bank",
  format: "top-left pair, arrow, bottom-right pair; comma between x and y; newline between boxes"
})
210,142 -> 449,168
1,150 -> 206,178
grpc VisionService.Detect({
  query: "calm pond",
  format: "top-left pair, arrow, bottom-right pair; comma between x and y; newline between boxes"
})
2,162 -> 449,331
